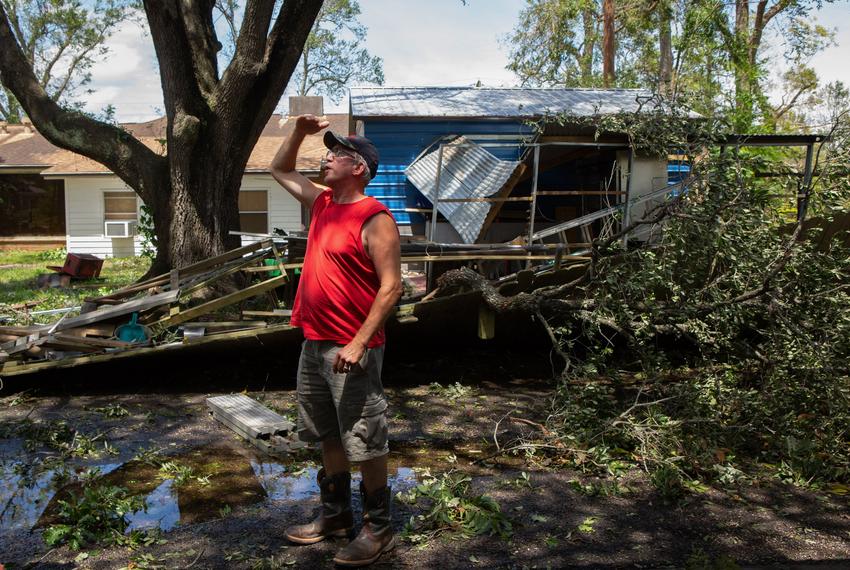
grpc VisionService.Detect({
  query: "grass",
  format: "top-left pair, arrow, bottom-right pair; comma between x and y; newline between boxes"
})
0,248 -> 149,324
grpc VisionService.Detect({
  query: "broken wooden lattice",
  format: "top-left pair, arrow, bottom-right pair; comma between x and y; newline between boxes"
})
0,239 -> 297,374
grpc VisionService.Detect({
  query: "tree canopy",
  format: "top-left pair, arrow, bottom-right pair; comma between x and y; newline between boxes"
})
504,0 -> 841,132
0,0 -> 138,122
291,0 -> 383,102
0,0 -> 322,273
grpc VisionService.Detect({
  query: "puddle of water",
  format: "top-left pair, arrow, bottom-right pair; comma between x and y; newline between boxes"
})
3,444 -> 426,537
0,460 -> 122,531
250,462 -> 319,501
250,462 -> 420,502
126,479 -> 180,532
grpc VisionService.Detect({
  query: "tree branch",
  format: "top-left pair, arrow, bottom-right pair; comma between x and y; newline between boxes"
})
0,4 -> 166,204
179,0 -> 220,96
142,0 -> 207,118
773,80 -> 816,121
213,0 -> 320,160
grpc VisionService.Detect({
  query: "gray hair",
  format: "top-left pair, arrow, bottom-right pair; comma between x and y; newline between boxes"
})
355,154 -> 372,184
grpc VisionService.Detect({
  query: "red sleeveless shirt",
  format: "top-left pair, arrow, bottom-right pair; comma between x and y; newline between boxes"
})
291,190 -> 393,348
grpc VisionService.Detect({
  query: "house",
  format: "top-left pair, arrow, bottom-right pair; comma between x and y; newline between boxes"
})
2,87 -> 684,257
349,86 -> 679,245
0,103 -> 347,256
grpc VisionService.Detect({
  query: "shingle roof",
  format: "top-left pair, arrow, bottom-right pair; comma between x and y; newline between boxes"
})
0,114 -> 350,175
350,86 -> 674,119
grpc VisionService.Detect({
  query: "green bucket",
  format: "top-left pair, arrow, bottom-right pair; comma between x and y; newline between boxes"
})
264,258 -> 282,277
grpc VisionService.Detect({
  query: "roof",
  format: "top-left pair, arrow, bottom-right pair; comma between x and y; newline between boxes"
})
405,135 -> 524,243
720,133 -> 828,146
0,114 -> 350,176
350,86 -> 677,119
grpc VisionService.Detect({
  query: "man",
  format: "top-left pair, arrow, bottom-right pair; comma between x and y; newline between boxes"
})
269,114 -> 402,567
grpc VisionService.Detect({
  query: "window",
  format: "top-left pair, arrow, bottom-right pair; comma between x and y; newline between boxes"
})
0,175 -> 65,236
104,191 -> 138,222
239,190 -> 268,234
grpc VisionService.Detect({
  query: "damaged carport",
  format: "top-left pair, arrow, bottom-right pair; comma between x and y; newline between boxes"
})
350,87 -> 677,275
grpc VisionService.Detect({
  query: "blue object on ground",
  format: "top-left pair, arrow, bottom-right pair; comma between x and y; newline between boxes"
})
115,312 -> 148,343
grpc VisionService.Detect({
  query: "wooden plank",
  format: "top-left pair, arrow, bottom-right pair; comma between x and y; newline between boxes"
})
52,334 -> 134,349
40,338 -> 104,353
61,324 -> 117,338
0,326 -> 39,336
206,394 -> 294,439
0,323 -> 299,377
50,289 -> 180,333
181,321 -> 268,329
438,196 -> 533,203
153,274 -> 287,328
177,249 -> 272,298
536,190 -> 626,196
400,254 -> 589,263
241,309 -> 292,317
477,304 -> 496,340
175,238 -> 273,278
87,239 -> 273,303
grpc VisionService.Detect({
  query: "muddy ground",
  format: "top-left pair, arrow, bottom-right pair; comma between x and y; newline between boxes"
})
1,346 -> 849,569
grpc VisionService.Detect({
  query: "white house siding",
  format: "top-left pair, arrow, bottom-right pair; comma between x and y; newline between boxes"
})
59,173 -> 302,257
62,176 -> 143,257
239,174 -> 304,246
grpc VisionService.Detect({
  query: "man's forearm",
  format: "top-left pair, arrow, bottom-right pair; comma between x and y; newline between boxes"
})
271,129 -> 307,173
352,283 -> 402,348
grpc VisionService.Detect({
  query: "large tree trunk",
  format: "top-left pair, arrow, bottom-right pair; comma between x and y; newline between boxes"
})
580,9 -> 596,85
602,0 -> 615,87
733,0 -> 752,129
0,1 -> 323,277
658,1 -> 673,95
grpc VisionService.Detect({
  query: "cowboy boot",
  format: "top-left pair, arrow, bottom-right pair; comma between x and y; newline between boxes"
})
285,468 -> 354,544
333,483 -> 396,567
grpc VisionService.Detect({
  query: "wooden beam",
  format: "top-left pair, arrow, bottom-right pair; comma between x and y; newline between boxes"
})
477,162 -> 527,243
439,196 -> 532,203
536,190 -> 626,196
152,274 -> 287,328
241,309 -> 293,317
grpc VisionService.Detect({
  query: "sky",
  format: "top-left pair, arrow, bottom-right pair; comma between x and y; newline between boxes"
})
80,0 -> 850,123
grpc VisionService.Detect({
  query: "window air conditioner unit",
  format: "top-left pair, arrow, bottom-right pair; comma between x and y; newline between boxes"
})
104,220 -> 138,238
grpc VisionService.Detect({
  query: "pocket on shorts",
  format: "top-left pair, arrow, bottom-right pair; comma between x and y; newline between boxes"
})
348,397 -> 388,452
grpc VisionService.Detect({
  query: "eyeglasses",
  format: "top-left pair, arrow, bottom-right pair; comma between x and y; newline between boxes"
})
325,148 -> 361,162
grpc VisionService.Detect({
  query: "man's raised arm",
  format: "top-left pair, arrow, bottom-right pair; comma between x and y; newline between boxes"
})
270,115 -> 329,209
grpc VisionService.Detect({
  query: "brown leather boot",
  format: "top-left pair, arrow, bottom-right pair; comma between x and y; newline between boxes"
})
285,468 -> 354,545
333,483 -> 396,567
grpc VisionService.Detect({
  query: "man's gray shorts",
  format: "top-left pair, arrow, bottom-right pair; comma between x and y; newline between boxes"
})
296,339 -> 389,462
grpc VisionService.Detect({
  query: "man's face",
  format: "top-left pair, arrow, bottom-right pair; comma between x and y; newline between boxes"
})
322,146 -> 364,185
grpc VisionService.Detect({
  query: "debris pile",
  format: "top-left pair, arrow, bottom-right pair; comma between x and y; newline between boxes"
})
0,239 -> 294,375
0,231 -> 597,378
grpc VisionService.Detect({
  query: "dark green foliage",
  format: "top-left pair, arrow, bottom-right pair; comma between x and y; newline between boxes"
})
540,105 -> 850,494
42,483 -> 147,550
398,470 -> 513,542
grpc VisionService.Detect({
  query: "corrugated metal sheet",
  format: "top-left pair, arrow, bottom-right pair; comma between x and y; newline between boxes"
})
405,136 -> 523,243
352,87 -> 666,118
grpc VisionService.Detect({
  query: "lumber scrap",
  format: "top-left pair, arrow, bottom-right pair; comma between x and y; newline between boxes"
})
52,290 -> 180,333
152,273 -> 287,329
241,309 -> 292,317
0,323 -> 300,377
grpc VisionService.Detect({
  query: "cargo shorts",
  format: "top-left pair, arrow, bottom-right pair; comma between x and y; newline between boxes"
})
295,339 -> 389,462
